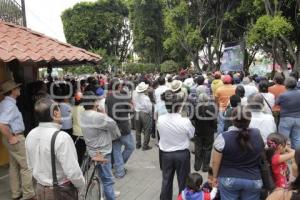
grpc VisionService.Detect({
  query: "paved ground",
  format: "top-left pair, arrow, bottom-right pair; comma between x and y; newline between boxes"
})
0,134 -> 207,200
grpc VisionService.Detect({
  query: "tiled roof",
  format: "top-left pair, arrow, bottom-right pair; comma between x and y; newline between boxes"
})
0,20 -> 101,66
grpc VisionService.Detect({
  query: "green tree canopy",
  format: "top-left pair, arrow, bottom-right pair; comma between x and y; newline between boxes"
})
61,0 -> 130,65
128,0 -> 165,65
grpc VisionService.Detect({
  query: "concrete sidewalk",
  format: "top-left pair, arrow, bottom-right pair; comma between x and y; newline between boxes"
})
0,136 -> 206,200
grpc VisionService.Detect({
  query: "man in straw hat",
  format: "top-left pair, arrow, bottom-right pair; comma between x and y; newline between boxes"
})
0,80 -> 36,200
132,82 -> 153,151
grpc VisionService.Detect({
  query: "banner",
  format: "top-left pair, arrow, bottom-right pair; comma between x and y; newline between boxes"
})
220,45 -> 244,72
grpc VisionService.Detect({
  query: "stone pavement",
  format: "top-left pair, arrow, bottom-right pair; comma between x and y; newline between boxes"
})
0,135 -> 207,200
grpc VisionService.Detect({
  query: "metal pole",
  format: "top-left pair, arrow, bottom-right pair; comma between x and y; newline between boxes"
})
21,0 -> 27,27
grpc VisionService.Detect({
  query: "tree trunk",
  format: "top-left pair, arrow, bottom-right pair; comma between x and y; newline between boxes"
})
193,53 -> 201,72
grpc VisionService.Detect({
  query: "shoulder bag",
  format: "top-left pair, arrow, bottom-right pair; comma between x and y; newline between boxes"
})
51,131 -> 78,200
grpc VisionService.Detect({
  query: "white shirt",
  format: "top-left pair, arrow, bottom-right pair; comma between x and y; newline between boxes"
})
157,113 -> 195,152
241,97 -> 248,106
261,92 -> 275,114
249,112 -> 276,143
154,85 -> 168,115
132,91 -> 152,113
154,85 -> 168,104
243,84 -> 258,97
25,122 -> 85,191
97,98 -> 106,113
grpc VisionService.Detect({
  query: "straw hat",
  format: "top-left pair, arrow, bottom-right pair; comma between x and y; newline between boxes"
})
0,80 -> 22,95
136,82 -> 149,93
170,80 -> 183,92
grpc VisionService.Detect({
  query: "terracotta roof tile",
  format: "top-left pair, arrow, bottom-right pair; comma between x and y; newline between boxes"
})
0,20 -> 101,65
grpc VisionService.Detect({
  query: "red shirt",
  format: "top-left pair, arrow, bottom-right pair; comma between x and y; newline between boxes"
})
271,153 -> 288,188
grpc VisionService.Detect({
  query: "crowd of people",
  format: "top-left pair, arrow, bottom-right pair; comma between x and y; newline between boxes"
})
1,69 -> 300,200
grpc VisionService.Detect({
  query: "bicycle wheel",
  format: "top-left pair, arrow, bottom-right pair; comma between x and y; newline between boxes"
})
81,155 -> 91,183
85,177 -> 102,200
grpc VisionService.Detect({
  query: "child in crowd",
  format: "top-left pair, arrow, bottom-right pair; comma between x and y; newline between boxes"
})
266,133 -> 295,188
202,168 -> 220,200
178,173 -> 218,200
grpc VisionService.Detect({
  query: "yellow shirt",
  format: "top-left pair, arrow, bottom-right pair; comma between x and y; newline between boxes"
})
72,105 -> 84,137
211,79 -> 224,96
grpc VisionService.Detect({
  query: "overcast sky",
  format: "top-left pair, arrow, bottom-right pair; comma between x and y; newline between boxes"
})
25,0 -> 96,42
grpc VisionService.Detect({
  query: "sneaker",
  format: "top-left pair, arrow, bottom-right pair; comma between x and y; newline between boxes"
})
142,146 -> 152,151
136,144 -> 141,149
114,191 -> 121,198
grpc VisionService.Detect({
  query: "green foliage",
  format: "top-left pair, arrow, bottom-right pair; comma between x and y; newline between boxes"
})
123,62 -> 158,74
61,0 -> 130,64
160,60 -> 179,73
92,48 -> 118,73
128,0 -> 165,64
65,65 -> 96,75
247,15 -> 293,46
163,0 -> 204,68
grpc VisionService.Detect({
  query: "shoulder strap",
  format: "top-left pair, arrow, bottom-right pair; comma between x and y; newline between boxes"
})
51,130 -> 60,186
262,94 -> 272,111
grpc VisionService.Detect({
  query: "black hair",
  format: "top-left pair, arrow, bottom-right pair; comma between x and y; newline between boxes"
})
196,75 -> 205,85
34,98 -> 59,123
82,91 -> 97,110
230,95 -> 241,107
258,80 -> 269,93
290,71 -> 299,81
235,85 -> 245,98
273,74 -> 284,85
161,90 -> 183,113
266,133 -> 287,164
231,106 -> 253,151
290,148 -> 300,193
108,79 -> 121,91
186,173 -> 203,192
158,76 -> 166,85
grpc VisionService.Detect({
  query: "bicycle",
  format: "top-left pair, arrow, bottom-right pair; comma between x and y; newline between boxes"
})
75,136 -> 105,200
85,160 -> 103,200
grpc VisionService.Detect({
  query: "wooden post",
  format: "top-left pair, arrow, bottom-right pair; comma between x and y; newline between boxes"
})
0,61 -> 9,166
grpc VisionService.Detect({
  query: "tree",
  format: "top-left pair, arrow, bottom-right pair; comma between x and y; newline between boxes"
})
162,0 -> 252,71
61,0 -> 131,65
163,0 -> 204,71
128,0 -> 165,65
247,0 -> 300,73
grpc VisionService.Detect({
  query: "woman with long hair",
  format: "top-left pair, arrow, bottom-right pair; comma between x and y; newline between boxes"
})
212,106 -> 264,199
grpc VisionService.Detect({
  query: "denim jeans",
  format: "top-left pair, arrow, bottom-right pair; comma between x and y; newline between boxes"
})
112,133 -> 135,177
217,111 -> 225,135
219,177 -> 262,200
97,154 -> 115,200
279,117 -> 300,149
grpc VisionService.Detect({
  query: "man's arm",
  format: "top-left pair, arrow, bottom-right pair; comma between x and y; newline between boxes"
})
55,133 -> 85,192
0,105 -> 19,144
